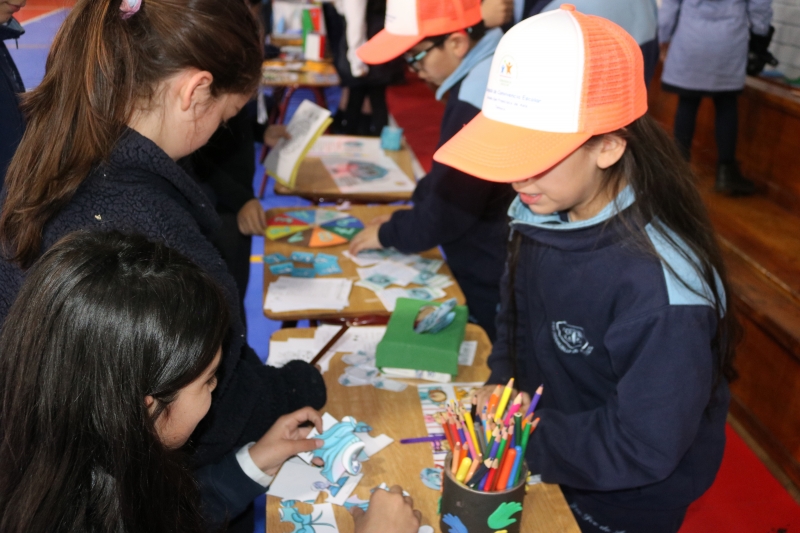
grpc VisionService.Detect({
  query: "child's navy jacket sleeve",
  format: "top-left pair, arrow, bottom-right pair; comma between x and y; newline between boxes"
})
378,95 -> 505,254
195,452 -> 265,525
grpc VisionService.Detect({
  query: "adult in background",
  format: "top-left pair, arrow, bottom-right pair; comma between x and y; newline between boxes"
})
659,0 -> 775,196
0,0 -> 25,187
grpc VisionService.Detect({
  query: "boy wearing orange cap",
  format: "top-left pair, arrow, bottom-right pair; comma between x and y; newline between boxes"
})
349,0 -> 515,340
452,6 -> 733,532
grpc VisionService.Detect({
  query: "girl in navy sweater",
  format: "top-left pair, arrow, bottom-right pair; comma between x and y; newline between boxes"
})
0,231 -> 422,533
436,7 -> 736,532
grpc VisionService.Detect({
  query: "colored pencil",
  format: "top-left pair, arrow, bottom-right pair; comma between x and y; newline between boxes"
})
486,384 -> 503,417
455,457 -> 472,483
400,435 -> 447,444
524,384 -> 544,418
451,442 -> 462,475
494,378 -> 515,423
464,453 -> 482,483
483,458 -> 500,491
495,447 -> 517,491
503,393 -> 523,425
506,446 -> 523,490
463,411 -> 480,458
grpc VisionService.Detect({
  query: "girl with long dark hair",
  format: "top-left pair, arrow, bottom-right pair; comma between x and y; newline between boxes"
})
0,231 -> 423,533
0,0 -> 326,525
437,8 -> 738,532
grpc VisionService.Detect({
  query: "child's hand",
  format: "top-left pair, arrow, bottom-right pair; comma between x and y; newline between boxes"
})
236,199 -> 267,235
247,407 -> 324,476
264,124 -> 291,147
481,0 -> 513,28
349,221 -> 384,255
473,385 -> 532,420
351,485 -> 422,533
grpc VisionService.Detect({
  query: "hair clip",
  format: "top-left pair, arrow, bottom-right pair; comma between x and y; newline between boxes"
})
120,0 -> 141,19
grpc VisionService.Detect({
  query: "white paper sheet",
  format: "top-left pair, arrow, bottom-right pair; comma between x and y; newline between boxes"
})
264,277 -> 352,313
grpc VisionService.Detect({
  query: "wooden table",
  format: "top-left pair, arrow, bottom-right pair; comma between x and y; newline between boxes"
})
273,136 -> 418,204
262,205 -> 466,323
266,325 -> 580,533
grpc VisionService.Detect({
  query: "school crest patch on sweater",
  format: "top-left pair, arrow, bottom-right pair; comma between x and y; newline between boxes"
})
552,321 -> 593,355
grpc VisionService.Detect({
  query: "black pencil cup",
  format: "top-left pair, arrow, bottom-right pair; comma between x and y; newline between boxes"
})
440,453 -> 528,533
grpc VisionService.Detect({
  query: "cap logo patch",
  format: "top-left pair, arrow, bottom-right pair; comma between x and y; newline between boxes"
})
498,55 -> 516,85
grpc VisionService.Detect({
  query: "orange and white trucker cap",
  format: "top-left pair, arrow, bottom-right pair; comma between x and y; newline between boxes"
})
356,0 -> 483,65
433,4 -> 648,182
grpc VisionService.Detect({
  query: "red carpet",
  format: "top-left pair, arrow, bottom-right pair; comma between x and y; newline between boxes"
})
386,73 -> 444,173
387,76 -> 800,532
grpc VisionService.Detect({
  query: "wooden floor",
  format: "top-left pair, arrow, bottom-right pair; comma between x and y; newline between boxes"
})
648,69 -> 800,494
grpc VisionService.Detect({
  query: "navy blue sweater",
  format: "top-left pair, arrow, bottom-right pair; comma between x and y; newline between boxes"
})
487,189 -> 729,510
378,30 -> 514,340
0,130 -> 327,469
0,18 -> 25,188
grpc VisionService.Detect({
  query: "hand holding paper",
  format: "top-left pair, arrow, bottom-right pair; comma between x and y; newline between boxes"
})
248,407 -> 324,476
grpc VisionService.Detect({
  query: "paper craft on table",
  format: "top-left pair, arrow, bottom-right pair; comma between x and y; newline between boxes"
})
417,382 -> 485,466
279,500 -> 339,533
268,457 -> 363,506
320,154 -> 415,194
264,99 -> 332,188
357,261 -> 419,287
298,413 -> 392,466
264,277 -> 352,313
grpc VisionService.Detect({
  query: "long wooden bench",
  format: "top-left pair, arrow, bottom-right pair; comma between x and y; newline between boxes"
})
648,70 -> 800,489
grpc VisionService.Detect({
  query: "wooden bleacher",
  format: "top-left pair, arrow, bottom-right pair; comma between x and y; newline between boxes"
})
648,69 -> 800,491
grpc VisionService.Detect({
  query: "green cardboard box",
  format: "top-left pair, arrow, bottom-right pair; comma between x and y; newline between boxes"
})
375,298 -> 467,375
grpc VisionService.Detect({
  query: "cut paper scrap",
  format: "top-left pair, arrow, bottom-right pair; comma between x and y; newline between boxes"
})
268,457 -> 363,506
442,514 -> 468,533
420,467 -> 443,490
487,501 -> 523,529
279,500 -> 338,533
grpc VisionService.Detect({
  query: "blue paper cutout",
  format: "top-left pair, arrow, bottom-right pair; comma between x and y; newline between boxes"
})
312,416 -> 366,484
278,500 -> 335,533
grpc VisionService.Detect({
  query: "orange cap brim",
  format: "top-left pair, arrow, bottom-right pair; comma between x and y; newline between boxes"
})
433,112 -> 592,183
357,29 -> 423,65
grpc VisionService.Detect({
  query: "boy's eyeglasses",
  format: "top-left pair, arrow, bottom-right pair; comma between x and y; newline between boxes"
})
404,35 -> 450,72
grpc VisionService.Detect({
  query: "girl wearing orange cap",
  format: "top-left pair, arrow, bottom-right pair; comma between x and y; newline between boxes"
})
445,7 -> 735,532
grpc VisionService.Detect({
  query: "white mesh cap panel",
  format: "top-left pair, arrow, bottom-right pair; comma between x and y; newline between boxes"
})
481,9 -> 585,133
385,0 -> 420,35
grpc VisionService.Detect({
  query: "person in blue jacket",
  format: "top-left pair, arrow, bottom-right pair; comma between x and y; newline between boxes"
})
660,0 -> 775,196
0,230 -> 424,533
349,0 -> 515,341
436,7 -> 736,532
0,0 -> 25,188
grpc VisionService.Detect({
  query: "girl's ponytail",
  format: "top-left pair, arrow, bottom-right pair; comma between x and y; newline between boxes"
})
1,0 -> 262,268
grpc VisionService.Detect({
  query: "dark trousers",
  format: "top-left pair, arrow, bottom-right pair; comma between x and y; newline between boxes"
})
563,487 -> 688,533
345,83 -> 389,136
673,93 -> 739,164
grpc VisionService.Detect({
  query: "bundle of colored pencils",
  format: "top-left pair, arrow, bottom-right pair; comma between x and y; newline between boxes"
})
440,379 -> 543,492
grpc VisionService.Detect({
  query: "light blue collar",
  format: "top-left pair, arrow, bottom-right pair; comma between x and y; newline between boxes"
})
435,28 -> 502,101
509,185 -> 636,230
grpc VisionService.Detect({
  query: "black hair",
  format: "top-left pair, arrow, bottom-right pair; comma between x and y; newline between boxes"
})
0,230 -> 230,533
505,114 -> 739,386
